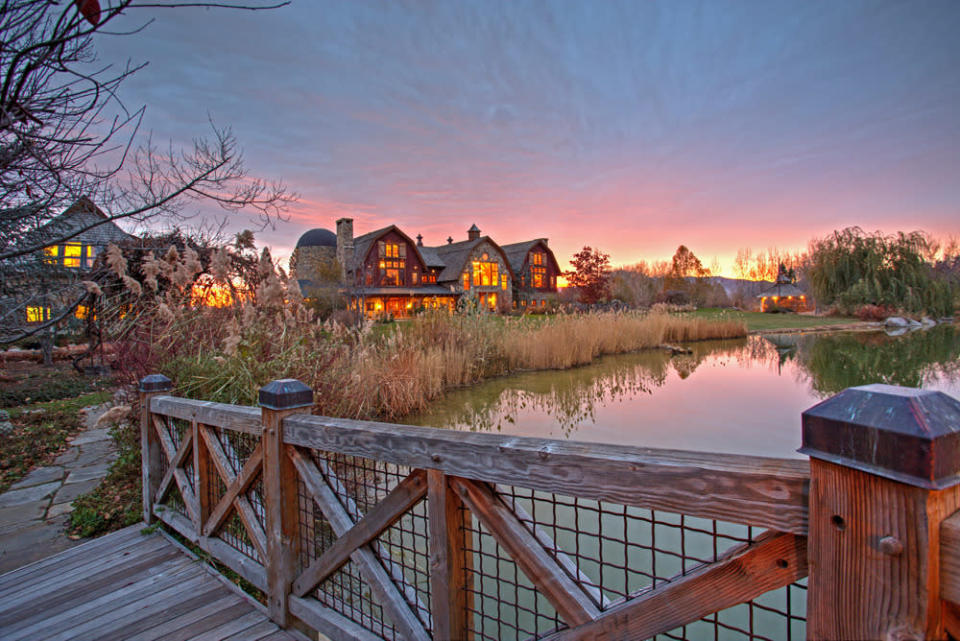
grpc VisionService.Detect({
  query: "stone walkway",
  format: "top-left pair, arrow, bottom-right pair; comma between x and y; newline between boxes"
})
0,405 -> 117,574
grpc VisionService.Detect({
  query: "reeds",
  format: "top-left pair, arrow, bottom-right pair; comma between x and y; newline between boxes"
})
104,240 -> 744,421
149,309 -> 745,422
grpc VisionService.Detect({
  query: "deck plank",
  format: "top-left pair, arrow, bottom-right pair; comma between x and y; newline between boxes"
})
2,560 -> 202,640
0,527 -> 299,641
0,526 -> 147,595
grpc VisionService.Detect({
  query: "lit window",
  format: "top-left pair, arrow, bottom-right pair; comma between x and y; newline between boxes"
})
462,272 -> 470,290
532,266 -> 545,288
26,306 -> 50,323
75,305 -> 91,319
501,274 -> 508,291
378,240 -> 405,286
384,269 -> 401,286
531,252 -> 544,266
62,243 -> 82,268
472,257 -> 499,287
83,245 -> 97,268
43,246 -> 58,264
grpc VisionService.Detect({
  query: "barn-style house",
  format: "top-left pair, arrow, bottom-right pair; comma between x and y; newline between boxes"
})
291,219 -> 561,317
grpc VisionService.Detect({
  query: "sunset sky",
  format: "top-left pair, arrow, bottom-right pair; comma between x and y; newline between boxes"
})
99,1 -> 960,275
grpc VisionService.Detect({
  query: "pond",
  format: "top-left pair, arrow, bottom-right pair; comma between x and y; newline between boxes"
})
404,324 -> 960,459
394,324 -> 960,640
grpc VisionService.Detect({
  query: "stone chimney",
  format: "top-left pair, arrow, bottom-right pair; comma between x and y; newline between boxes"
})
447,236 -> 453,244
416,234 -> 423,247
467,224 -> 481,241
336,218 -> 354,280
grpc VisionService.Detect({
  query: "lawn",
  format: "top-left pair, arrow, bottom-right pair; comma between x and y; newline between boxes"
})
687,308 -> 863,332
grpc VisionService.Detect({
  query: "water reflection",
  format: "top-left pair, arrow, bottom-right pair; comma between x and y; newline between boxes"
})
404,325 -> 960,458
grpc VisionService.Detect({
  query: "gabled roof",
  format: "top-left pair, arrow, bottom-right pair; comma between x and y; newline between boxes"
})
430,236 -> 515,283
756,282 -> 806,298
500,239 -> 560,274
28,197 -> 133,249
352,225 -> 427,270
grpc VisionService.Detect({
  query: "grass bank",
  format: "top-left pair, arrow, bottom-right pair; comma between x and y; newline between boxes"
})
687,308 -> 863,332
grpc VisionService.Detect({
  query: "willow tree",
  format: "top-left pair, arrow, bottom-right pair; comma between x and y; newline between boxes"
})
806,227 -> 955,316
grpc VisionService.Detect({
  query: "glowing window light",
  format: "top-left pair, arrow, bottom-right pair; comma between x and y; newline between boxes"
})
26,306 -> 50,322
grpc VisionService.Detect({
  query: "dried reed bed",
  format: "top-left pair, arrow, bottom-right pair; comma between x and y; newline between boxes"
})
157,310 -> 745,421
106,241 -> 744,421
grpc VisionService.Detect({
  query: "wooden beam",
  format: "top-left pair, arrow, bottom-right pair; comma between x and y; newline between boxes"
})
284,414 -> 809,534
309,449 -> 432,626
941,510 -> 960,605
198,423 -> 267,560
808,460 -> 960,639
201,427 -> 263,538
289,596 -> 383,641
150,395 -> 262,434
140,379 -> 171,524
154,429 -> 192,505
287,446 -> 432,641
260,383 -> 313,627
292,470 -> 427,597
450,477 -> 601,627
541,530 -> 807,641
152,423 -> 200,526
428,471 -> 472,641
153,507 -> 268,592
194,421 -> 213,533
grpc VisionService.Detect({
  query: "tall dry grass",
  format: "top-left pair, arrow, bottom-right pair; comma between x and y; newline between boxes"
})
154,310 -> 744,421
102,239 -> 744,421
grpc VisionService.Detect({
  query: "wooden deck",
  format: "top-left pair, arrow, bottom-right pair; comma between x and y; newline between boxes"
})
0,525 -> 304,641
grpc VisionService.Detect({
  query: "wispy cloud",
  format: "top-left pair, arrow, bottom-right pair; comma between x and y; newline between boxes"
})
97,0 -> 960,272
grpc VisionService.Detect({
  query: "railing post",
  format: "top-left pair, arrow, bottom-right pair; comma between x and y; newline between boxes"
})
801,384 -> 960,640
139,374 -> 172,524
260,379 -> 313,627
428,470 -> 473,641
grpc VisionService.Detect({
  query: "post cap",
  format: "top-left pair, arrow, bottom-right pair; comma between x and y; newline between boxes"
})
139,374 -> 173,393
259,379 -> 313,410
800,384 -> 960,489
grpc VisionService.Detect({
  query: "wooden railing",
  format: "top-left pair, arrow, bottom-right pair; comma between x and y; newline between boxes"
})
139,375 -> 960,641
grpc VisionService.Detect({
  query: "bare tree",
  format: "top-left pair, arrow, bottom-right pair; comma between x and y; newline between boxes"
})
0,0 -> 295,344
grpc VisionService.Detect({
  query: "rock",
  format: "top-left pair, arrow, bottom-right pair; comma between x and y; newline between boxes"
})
884,316 -> 910,327
921,317 -> 936,328
0,409 -> 12,434
0,481 -> 60,508
9,466 -> 65,490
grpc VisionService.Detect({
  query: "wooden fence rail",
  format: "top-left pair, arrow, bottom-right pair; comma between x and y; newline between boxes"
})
139,375 -> 960,641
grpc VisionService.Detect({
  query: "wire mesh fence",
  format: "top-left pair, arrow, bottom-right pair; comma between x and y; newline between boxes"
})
296,450 -> 433,640
290,448 -> 805,641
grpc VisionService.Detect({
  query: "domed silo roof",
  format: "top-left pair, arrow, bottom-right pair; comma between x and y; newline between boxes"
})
296,228 -> 337,248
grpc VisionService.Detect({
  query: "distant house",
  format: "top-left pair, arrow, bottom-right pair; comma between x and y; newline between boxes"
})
291,219 -> 560,317
2,197 -> 134,329
756,264 -> 808,312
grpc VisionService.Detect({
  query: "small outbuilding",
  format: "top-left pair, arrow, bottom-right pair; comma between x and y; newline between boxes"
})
756,264 -> 809,312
